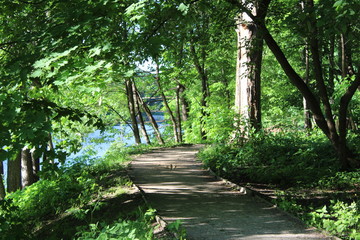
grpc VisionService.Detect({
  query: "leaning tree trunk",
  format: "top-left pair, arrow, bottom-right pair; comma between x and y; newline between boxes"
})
234,1 -> 264,132
21,147 -> 36,188
7,152 -> 22,193
155,62 -> 181,143
132,81 -> 151,145
189,36 -> 209,140
176,84 -> 183,142
125,78 -> 141,145
135,90 -> 165,145
0,161 -> 6,199
252,0 -> 360,169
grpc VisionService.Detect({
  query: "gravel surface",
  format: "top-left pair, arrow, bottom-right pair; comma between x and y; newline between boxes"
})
129,145 -> 334,240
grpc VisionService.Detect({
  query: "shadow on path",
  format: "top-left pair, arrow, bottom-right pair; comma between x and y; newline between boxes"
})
129,145 -> 333,240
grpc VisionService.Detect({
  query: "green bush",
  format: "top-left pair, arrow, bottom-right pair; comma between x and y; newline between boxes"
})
198,130 -> 339,186
75,208 -> 157,240
308,201 -> 360,239
0,141 -> 139,239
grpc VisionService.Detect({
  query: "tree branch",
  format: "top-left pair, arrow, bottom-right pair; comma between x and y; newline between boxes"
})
259,24 -> 331,136
338,72 -> 360,140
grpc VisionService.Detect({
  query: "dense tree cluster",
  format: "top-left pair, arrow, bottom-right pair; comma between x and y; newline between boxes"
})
0,0 -> 359,199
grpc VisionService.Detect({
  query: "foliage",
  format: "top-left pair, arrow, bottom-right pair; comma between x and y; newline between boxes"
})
75,208 -> 156,240
308,200 -> 360,239
166,220 -> 187,240
0,140 -> 133,239
199,130 -> 360,239
198,130 -> 339,187
274,196 -> 360,240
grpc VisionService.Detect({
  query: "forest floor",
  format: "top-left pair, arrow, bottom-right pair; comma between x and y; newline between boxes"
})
129,144 -> 336,240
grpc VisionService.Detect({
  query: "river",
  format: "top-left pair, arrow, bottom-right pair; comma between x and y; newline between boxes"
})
2,123 -> 165,181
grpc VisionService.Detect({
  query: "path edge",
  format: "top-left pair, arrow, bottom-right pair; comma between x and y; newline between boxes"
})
205,167 -> 341,240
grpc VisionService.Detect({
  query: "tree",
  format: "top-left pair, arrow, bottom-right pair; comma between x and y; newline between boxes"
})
228,0 -> 360,169
234,0 -> 269,132
0,161 -> 6,199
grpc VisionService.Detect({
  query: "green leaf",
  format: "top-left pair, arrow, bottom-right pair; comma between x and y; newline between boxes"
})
177,3 -> 189,15
124,70 -> 135,77
333,0 -> 344,9
30,69 -> 43,78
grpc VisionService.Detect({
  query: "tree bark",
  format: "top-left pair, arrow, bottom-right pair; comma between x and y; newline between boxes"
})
31,148 -> 40,182
7,152 -> 22,193
132,81 -> 151,145
190,38 -> 209,140
340,34 -> 355,78
155,61 -> 181,143
178,84 -> 189,121
135,90 -> 165,145
234,0 -> 265,132
176,84 -> 183,142
303,43 -> 312,130
125,78 -> 141,145
21,147 -> 36,188
0,161 -> 6,199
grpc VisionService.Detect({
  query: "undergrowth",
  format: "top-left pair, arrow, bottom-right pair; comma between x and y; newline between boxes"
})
198,130 -> 360,239
0,142 -> 179,240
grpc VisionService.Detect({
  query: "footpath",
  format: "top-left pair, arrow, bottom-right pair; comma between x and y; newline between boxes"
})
129,145 -> 334,240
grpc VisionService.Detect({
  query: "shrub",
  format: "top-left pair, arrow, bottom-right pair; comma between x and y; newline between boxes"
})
198,130 -> 339,186
75,208 -> 157,240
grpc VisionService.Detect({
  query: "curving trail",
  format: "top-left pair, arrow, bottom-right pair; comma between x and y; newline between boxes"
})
129,145 -> 333,240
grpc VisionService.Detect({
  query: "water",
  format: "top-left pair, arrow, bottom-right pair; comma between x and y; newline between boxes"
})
1,123 -> 165,181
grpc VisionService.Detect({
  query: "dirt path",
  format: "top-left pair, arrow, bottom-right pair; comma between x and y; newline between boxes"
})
129,145 -> 333,240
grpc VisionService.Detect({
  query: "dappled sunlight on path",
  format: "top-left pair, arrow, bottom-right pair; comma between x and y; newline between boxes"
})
129,145 -> 332,240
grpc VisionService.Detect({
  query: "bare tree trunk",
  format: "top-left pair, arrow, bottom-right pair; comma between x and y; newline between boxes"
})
43,132 -> 55,164
132,82 -> 151,144
190,37 -> 209,140
178,84 -> 189,121
303,43 -> 312,130
135,90 -> 165,145
155,61 -> 180,143
31,148 -> 40,182
21,147 -> 36,188
7,152 -> 21,193
328,34 -> 336,96
176,85 -> 183,142
0,161 -> 6,199
126,79 -> 141,145
234,0 -> 264,132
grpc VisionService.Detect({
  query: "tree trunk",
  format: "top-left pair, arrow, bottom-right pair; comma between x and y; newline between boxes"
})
21,147 -> 36,188
340,34 -> 355,78
303,44 -> 312,130
132,81 -> 151,145
189,38 -> 209,140
251,0 -> 360,169
234,0 -> 264,132
31,148 -> 40,182
7,152 -> 22,193
178,84 -> 189,121
0,161 -> 6,199
328,34 -> 336,97
155,61 -> 181,143
43,132 -> 55,164
125,78 -> 141,145
135,90 -> 165,145
176,84 -> 183,142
